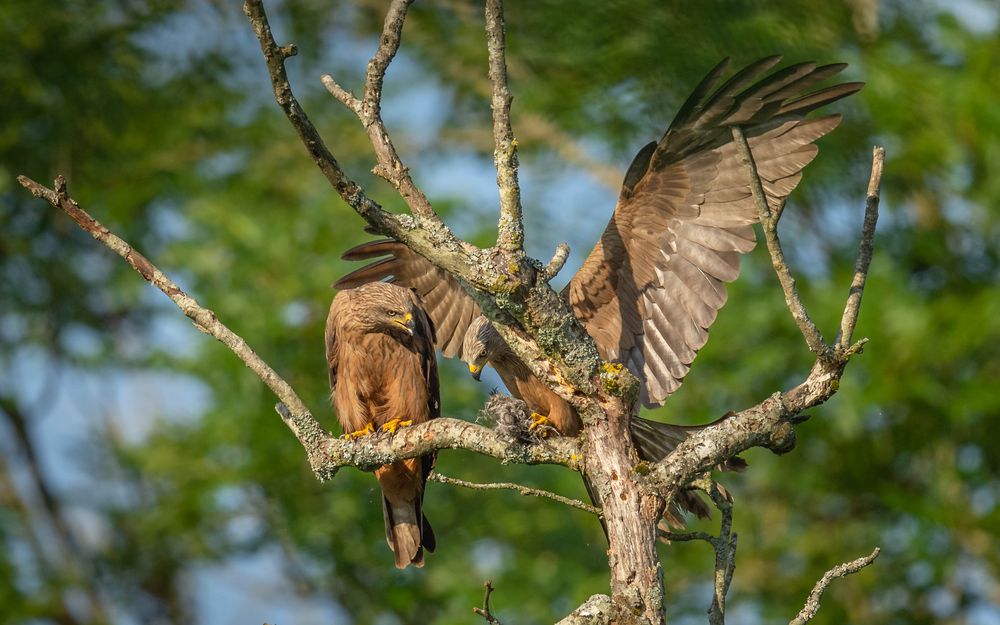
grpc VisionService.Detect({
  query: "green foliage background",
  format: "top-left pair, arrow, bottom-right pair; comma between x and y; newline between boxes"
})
2,1 -> 997,623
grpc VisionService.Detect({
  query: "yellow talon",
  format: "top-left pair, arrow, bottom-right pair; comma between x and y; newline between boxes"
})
342,422 -> 375,439
528,412 -> 551,437
381,418 -> 413,434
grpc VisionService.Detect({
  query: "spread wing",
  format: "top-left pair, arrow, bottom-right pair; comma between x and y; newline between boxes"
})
567,57 -> 862,406
335,233 -> 481,359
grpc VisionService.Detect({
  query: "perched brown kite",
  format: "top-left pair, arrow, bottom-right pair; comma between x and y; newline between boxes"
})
335,57 -> 860,514
325,282 -> 439,568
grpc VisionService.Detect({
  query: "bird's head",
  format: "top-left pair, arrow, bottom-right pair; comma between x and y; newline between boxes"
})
354,282 -> 417,336
462,315 -> 504,381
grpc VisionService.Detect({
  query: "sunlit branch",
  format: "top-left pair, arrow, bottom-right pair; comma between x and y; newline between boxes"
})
18,175 -> 332,470
485,0 -> 524,252
543,243 -> 571,280
836,146 -> 884,353
554,594 -> 613,625
473,581 -> 502,625
242,0 -> 407,235
732,125 -> 831,359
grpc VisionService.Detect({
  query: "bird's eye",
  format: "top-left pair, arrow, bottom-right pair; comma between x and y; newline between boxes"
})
479,349 -> 488,359
386,309 -> 400,316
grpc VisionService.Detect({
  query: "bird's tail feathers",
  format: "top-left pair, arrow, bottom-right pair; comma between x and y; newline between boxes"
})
382,497 -> 426,569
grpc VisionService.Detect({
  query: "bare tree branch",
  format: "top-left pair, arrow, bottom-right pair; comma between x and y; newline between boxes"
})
789,548 -> 881,625
731,126 -> 831,360
242,0 -> 403,233
484,0 -> 524,252
543,243 -> 571,280
663,479 -> 737,625
555,595 -> 613,625
429,471 -> 601,516
836,146 -> 884,353
277,407 -> 582,481
473,581 -> 502,625
707,482 -> 737,625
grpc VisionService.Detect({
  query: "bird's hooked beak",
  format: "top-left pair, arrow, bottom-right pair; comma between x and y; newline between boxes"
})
392,312 -> 415,336
468,362 -> 482,381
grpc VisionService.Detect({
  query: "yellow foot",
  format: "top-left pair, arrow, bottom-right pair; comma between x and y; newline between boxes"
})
342,422 -> 375,439
528,412 -> 551,437
381,418 -> 413,434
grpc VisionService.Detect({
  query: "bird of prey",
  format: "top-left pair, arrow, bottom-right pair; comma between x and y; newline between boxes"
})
462,315 -> 743,526
325,282 -> 439,568
336,56 -> 860,448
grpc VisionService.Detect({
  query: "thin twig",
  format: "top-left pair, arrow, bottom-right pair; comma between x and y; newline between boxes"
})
473,580 -> 502,625
789,548 -> 881,625
687,477 -> 737,625
731,125 -> 831,360
543,243 -> 571,280
485,0 -> 524,252
836,146 -> 884,353
429,471 -> 601,516
706,482 -> 737,625
661,479 -> 738,625
662,530 -> 716,543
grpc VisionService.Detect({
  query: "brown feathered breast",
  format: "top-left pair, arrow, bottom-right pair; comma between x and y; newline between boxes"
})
325,282 -> 439,568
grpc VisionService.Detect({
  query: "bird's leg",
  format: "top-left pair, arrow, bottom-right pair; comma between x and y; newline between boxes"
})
381,417 -> 414,434
528,412 -> 552,437
342,422 -> 376,439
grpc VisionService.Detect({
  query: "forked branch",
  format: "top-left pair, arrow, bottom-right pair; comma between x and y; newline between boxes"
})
320,0 -> 438,218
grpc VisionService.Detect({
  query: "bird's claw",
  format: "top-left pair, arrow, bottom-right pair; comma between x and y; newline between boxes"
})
381,418 -> 413,434
342,422 -> 375,439
528,412 -> 551,438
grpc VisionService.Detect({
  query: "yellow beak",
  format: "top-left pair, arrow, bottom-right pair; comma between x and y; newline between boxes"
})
392,313 -> 415,335
468,363 -> 482,381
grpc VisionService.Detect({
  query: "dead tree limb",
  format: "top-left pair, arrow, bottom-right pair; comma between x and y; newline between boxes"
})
484,0 -> 524,252
429,471 -> 601,516
789,548 -> 881,625
732,126 -> 830,359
